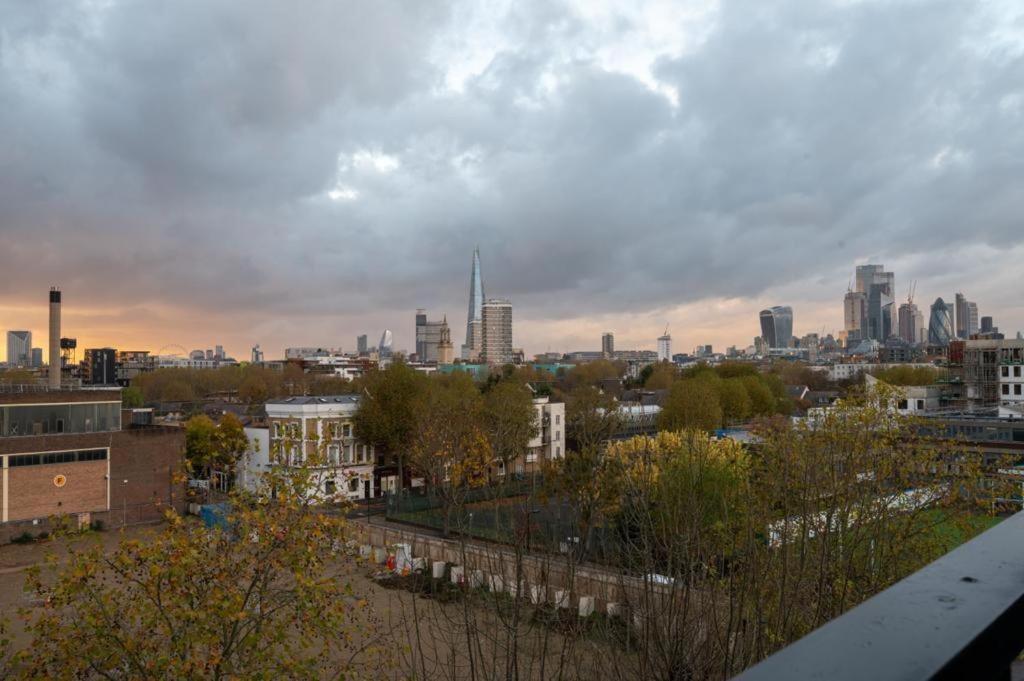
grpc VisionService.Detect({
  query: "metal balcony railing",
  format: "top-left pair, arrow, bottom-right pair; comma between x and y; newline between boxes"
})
732,510 -> 1024,681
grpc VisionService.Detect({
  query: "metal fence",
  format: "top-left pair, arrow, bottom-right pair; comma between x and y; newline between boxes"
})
385,475 -> 624,562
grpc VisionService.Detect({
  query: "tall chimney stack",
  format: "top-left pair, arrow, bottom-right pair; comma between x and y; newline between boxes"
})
49,287 -> 61,388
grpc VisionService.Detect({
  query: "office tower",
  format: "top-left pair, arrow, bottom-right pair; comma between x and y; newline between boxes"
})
657,330 -> 672,362
31,348 -> 42,368
215,345 -> 224,360
954,293 -> 979,339
437,316 -> 454,364
981,317 -> 995,334
759,306 -> 794,349
854,264 -> 895,341
843,290 -> 867,342
84,348 -> 117,385
481,299 -> 512,365
898,302 -> 925,344
356,334 -> 368,354
462,248 -> 485,360
251,345 -> 264,363
415,309 -> 446,362
601,332 -> 615,358
205,349 -> 214,360
378,329 -> 393,357
6,330 -> 31,367
48,288 -> 61,388
928,298 -> 953,346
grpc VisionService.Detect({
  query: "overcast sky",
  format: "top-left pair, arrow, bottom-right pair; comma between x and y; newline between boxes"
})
1,0 -> 1022,359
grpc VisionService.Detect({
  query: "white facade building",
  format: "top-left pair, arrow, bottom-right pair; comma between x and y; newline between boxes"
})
657,333 -> 672,362
239,395 -> 375,501
1000,362 -> 1024,404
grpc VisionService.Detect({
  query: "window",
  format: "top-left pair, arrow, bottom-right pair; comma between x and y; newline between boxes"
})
916,400 -> 925,410
342,424 -> 352,438
324,479 -> 337,497
273,423 -> 283,438
349,478 -> 359,493
1016,366 -> 1022,378
1016,385 -> 1022,396
555,414 -> 560,425
555,430 -> 560,441
344,444 -> 354,464
1003,384 -> 1010,395
7,449 -> 107,467
897,399 -> 908,410
328,445 -> 340,465
1002,366 -> 1010,377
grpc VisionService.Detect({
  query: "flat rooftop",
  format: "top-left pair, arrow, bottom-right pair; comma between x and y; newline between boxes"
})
265,395 -> 360,406
0,385 -> 122,405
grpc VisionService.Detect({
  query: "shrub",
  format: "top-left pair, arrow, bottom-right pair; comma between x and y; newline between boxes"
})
11,531 -> 34,544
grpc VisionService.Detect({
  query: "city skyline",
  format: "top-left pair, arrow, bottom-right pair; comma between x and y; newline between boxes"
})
1,1 -> 1023,359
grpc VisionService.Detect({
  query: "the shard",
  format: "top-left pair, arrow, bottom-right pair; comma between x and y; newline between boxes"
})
462,248 -> 485,360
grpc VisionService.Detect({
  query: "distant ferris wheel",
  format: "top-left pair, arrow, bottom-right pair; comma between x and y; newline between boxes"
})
157,344 -> 187,357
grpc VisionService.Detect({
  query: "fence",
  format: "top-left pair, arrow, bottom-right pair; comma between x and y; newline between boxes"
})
385,475 -> 624,564
0,499 -> 182,545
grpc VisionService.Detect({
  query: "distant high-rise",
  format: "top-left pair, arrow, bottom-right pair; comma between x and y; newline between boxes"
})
928,298 -> 953,346
378,329 -> 393,357
657,330 -> 672,362
980,316 -> 995,334
251,345 -> 264,363
481,299 -> 512,365
6,330 -> 31,367
601,332 -> 614,358
843,290 -> 867,342
462,248 -> 485,360
854,264 -> 895,341
30,347 -> 42,368
897,302 -> 925,345
84,348 -> 117,385
357,334 -> 368,354
954,293 -> 978,339
759,306 -> 794,349
415,309 -> 446,362
214,345 -> 224,360
437,316 -> 454,365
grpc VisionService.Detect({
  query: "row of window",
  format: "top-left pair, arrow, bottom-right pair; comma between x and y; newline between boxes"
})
7,448 -> 108,467
1001,366 -> 1023,378
1001,384 -> 1023,396
0,403 -> 121,438
271,422 -> 354,439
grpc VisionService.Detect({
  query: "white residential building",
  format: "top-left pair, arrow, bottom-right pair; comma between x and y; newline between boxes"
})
239,395 -> 375,501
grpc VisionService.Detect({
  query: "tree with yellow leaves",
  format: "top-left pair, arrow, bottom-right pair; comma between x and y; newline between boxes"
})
16,463 -> 393,680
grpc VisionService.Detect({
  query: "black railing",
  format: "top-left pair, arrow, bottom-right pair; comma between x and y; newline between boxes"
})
733,510 -> 1024,681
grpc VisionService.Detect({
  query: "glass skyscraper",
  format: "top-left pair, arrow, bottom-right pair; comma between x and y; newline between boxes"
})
759,306 -> 793,349
928,298 -> 953,346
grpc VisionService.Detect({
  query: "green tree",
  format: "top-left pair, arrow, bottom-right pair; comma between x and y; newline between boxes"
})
353,362 -> 428,492
0,369 -> 36,385
482,381 -> 539,478
719,377 -> 752,424
213,413 -> 249,473
742,375 -> 777,416
643,362 -> 677,390
565,385 -> 622,452
658,379 -> 723,433
408,373 -> 492,536
19,467 -> 391,679
184,414 -> 217,475
121,386 -> 144,408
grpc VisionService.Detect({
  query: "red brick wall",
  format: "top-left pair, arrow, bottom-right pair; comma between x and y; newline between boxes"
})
7,460 -> 108,521
1,426 -> 185,528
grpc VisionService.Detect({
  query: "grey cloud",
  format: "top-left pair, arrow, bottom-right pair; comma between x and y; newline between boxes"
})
0,0 -> 1022,355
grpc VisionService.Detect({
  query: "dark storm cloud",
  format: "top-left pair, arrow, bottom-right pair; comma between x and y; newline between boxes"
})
1,0 -> 1022,353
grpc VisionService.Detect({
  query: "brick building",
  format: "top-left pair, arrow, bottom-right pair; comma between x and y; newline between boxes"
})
0,387 -> 185,540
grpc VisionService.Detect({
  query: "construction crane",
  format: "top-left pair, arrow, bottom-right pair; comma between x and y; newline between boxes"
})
907,280 -> 917,305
